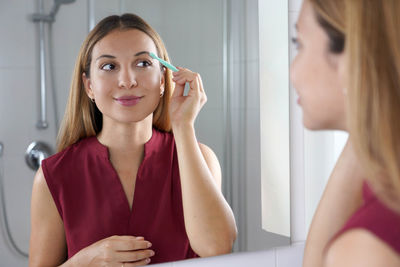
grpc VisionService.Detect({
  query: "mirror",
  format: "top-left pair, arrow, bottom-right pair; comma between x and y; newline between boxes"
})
0,0 -> 291,265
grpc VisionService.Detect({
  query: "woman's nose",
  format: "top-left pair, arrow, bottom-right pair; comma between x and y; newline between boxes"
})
118,67 -> 137,89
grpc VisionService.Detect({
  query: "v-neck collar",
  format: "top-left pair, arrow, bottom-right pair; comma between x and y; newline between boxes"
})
88,128 -> 158,215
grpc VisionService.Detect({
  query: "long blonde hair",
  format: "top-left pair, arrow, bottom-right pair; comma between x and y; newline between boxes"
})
57,14 -> 173,152
310,0 -> 400,207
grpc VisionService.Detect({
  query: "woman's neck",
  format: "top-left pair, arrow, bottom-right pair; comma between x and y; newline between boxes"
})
97,115 -> 153,152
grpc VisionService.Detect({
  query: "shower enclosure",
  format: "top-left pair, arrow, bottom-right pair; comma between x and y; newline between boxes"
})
0,0 -> 82,265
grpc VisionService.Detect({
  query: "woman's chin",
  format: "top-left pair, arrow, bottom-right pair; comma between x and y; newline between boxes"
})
302,117 -> 344,131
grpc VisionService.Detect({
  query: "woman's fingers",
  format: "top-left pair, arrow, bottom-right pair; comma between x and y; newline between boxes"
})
123,257 -> 152,266
116,249 -> 155,263
198,73 -> 205,93
106,236 -> 152,251
172,68 -> 204,94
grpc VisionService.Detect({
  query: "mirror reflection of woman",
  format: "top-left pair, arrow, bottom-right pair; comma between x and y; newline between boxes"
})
29,14 -> 237,266
291,0 -> 400,266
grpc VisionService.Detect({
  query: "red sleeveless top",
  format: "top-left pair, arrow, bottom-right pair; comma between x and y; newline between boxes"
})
42,128 -> 197,264
331,181 -> 400,254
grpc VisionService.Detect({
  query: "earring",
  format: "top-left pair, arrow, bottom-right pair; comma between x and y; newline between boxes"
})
90,98 -> 95,103
160,90 -> 164,97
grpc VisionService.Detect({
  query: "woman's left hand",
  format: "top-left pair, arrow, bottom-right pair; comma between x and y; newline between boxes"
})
170,67 -> 207,130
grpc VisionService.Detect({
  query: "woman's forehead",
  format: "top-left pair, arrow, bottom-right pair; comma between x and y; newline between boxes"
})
92,29 -> 158,57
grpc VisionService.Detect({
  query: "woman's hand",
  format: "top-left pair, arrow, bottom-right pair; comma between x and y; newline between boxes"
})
170,68 -> 207,130
69,236 -> 154,267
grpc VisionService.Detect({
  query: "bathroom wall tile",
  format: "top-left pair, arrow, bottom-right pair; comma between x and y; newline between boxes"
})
0,233 -> 27,267
0,68 -> 39,138
93,0 -> 120,23
0,0 -> 36,68
1,153 -> 34,254
52,0 -> 88,69
0,1 -> 81,264
52,66 -> 75,124
0,68 -> 57,154
122,0 -> 165,30
182,62 -> 223,110
194,107 -> 224,165
162,0 -> 224,68
121,0 -> 224,67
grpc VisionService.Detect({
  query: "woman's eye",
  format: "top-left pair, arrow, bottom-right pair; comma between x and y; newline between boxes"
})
137,60 -> 152,68
101,63 -> 115,71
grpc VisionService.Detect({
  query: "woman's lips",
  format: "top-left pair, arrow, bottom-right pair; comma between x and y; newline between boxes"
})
114,96 -> 142,106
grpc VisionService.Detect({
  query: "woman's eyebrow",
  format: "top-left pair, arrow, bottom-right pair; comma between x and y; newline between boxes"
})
95,51 -> 150,61
134,51 -> 150,57
95,54 -> 115,61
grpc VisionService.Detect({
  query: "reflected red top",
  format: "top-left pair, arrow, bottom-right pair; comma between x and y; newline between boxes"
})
42,128 -> 197,264
330,181 -> 400,254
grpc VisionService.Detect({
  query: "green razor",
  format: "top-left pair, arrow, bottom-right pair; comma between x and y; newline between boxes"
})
149,52 -> 179,72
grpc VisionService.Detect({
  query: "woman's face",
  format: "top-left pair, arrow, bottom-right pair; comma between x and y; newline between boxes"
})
290,0 -> 347,130
83,29 -> 164,125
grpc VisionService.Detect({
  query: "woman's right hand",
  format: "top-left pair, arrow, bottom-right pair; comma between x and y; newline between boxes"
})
69,235 -> 154,267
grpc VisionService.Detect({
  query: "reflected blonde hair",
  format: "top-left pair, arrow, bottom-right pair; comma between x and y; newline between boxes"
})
57,14 -> 173,152
310,0 -> 400,207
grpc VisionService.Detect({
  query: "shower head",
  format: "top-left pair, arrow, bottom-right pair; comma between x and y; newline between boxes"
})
49,0 -> 76,20
30,0 -> 76,22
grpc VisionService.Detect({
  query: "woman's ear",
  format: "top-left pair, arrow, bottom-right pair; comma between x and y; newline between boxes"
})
82,72 -> 94,99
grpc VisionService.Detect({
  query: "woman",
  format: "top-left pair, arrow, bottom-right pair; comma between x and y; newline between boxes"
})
291,0 -> 400,266
29,14 -> 237,266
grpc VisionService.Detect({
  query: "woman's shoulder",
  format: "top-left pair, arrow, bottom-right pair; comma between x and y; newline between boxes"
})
325,182 -> 400,266
325,229 -> 400,267
42,136 -> 100,171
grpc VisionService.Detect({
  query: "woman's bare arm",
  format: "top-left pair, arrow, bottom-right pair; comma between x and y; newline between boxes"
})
324,229 -> 400,267
29,166 -> 68,267
303,140 -> 364,267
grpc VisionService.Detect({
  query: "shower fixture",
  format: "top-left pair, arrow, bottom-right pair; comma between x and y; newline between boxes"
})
0,142 -> 29,257
30,0 -> 76,129
31,0 -> 76,23
25,141 -> 53,171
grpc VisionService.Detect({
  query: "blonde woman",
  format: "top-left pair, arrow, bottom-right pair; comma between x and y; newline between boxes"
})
291,0 -> 400,266
29,14 -> 236,267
